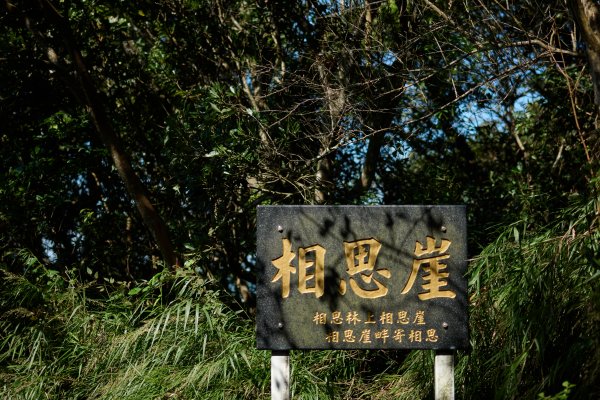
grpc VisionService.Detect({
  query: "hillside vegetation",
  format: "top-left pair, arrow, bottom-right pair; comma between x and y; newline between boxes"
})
1,1 -> 599,398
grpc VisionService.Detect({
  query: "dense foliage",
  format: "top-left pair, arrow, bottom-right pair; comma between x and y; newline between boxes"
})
1,0 -> 598,398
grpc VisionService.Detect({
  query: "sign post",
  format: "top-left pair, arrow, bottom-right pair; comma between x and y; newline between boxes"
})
435,350 -> 455,400
256,206 -> 468,398
271,350 -> 289,400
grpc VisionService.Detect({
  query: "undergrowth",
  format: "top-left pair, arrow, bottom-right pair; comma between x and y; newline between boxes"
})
0,260 -> 429,399
462,192 -> 600,399
0,266 -> 272,399
1,191 -> 598,399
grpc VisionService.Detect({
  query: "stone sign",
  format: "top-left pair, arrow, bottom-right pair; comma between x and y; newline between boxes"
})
256,206 -> 468,350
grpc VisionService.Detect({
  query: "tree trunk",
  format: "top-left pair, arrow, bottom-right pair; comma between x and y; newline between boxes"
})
571,0 -> 600,107
38,0 -> 179,268
315,58 -> 346,204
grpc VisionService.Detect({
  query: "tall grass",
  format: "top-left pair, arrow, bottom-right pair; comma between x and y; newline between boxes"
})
462,193 -> 600,399
1,259 -> 419,399
0,262 -> 272,399
1,192 -> 598,399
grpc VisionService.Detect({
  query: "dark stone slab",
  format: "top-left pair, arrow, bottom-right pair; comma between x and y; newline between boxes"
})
256,205 -> 468,350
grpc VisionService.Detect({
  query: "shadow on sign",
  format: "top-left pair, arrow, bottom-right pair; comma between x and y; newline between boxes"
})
256,205 -> 468,351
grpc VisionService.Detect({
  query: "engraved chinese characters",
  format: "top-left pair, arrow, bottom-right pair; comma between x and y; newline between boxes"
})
314,310 -> 440,345
271,239 -> 326,298
401,237 -> 456,300
256,206 -> 468,350
271,236 -> 455,301
341,239 -> 390,298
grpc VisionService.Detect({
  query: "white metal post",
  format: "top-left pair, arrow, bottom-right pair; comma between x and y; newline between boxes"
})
271,350 -> 290,400
434,351 -> 454,400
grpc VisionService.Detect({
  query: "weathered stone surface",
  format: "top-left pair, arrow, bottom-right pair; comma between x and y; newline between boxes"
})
256,205 -> 468,350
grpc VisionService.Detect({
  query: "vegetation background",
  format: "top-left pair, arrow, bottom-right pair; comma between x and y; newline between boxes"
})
1,0 -> 598,398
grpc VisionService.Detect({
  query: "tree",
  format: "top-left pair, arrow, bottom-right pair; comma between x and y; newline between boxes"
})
2,0 -> 597,291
